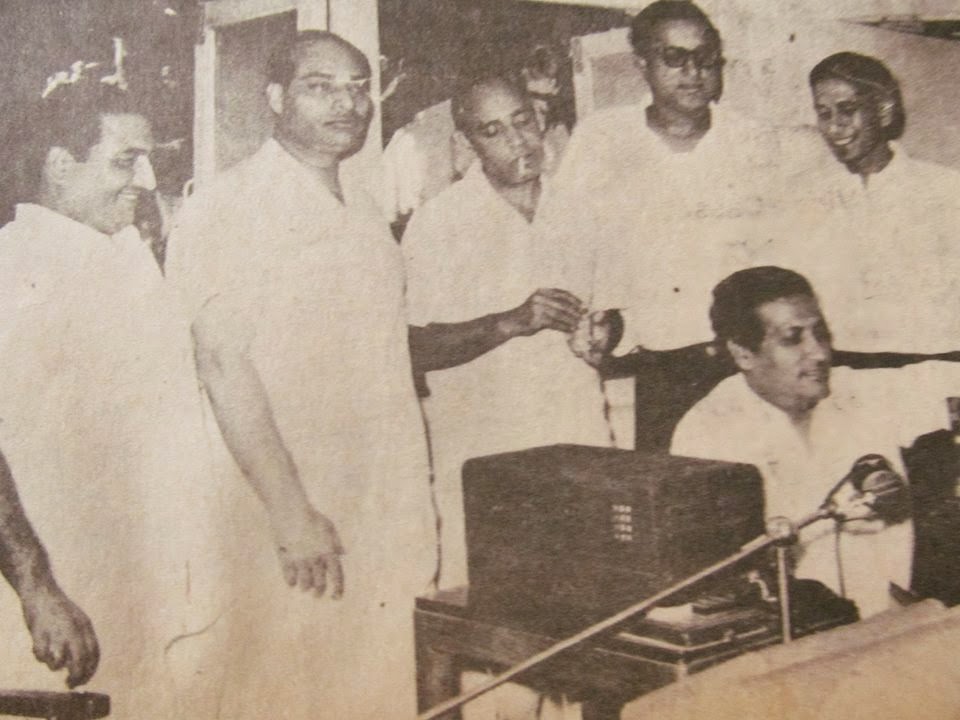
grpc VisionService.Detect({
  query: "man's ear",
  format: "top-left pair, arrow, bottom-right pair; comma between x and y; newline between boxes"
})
726,339 -> 756,372
266,83 -> 285,116
633,53 -> 648,76
451,130 -> 478,177
43,146 -> 77,189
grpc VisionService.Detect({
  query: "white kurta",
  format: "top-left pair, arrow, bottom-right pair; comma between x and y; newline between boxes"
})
404,163 -> 612,589
167,138 -> 438,719
672,364 -> 960,618
760,147 -> 960,353
545,102 -> 791,351
0,205 -> 220,719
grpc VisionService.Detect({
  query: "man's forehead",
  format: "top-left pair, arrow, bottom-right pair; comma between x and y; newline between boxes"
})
654,18 -> 718,48
467,82 -> 530,125
813,77 -> 861,103
97,113 -> 154,149
293,40 -> 370,80
758,295 -> 823,331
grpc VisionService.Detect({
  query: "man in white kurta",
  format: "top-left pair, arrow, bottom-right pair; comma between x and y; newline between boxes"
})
167,32 -> 437,719
0,90 -> 220,718
545,0 -> 795,353
767,144 -> 960,354
672,267 -> 960,618
760,51 -> 960,355
404,76 -> 612,593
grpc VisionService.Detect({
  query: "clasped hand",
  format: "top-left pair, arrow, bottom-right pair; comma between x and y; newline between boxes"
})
273,507 -> 345,599
506,289 -> 618,368
507,288 -> 584,336
22,584 -> 99,688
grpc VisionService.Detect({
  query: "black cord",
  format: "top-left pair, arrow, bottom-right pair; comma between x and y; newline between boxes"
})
833,520 -> 847,599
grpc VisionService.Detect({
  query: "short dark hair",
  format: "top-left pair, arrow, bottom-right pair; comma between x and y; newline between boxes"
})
3,77 -> 141,208
710,266 -> 815,351
629,0 -> 720,57
450,69 -> 527,134
809,52 -> 905,141
266,30 -> 370,90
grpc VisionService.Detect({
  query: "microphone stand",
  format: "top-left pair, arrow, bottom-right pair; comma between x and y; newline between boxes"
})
417,506 -> 833,720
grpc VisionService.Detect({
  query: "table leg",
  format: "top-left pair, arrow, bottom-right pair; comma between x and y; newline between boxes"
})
417,644 -> 461,720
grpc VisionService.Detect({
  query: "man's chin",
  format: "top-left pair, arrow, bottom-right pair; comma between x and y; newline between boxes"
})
322,135 -> 367,160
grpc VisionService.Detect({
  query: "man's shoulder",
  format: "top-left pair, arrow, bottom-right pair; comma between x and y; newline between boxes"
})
404,169 -> 487,241
898,151 -> 960,190
671,374 -> 759,460
174,143 -> 282,241
576,103 -> 646,133
827,365 -> 919,402
195,144 -> 277,200
682,373 -> 755,422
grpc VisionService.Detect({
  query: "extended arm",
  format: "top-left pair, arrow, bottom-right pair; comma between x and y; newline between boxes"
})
191,301 -> 344,598
409,288 -> 584,373
0,451 -> 98,687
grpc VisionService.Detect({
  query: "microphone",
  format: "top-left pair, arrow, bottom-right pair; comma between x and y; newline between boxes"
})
821,455 -> 911,523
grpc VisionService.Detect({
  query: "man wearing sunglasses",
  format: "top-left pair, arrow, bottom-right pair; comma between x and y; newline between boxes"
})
546,0 -> 786,373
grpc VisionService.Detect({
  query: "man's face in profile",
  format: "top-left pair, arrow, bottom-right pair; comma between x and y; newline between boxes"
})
58,113 -> 156,235
275,39 -> 374,160
638,19 -> 723,116
733,294 -> 833,418
462,80 -> 545,188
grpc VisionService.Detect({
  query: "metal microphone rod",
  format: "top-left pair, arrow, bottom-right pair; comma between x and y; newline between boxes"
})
417,507 -> 830,720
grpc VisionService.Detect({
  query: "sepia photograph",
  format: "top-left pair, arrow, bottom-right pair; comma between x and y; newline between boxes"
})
1,1 -> 960,718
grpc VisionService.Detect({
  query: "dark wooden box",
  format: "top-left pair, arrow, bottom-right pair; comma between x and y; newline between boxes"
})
463,445 -> 765,629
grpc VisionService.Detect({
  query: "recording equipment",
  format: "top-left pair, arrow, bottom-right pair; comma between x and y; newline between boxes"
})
462,445 -> 766,627
422,447 -> 856,720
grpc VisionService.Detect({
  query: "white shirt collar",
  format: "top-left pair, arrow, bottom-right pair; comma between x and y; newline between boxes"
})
14,203 -> 114,243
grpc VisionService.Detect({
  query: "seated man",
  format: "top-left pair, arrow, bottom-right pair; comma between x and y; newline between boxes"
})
672,266 -> 960,618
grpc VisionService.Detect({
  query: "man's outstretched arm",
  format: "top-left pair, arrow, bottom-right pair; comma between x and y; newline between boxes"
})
409,288 -> 584,373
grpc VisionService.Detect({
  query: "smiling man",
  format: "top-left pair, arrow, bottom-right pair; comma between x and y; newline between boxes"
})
167,31 -> 438,719
0,75 -> 219,717
761,52 -> 960,355
672,266 -> 960,618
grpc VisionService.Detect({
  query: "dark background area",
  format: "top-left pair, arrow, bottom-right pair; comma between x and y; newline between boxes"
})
0,0 -> 197,199
378,0 -> 629,143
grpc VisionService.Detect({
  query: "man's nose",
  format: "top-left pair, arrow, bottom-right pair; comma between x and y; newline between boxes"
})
330,84 -> 357,111
503,125 -> 528,151
680,57 -> 702,77
133,155 -> 157,192
805,334 -> 830,361
826,112 -> 849,137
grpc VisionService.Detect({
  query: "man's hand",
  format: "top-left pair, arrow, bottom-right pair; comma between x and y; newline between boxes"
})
502,289 -> 584,337
568,309 -> 624,367
272,507 -> 345,599
21,584 -> 99,688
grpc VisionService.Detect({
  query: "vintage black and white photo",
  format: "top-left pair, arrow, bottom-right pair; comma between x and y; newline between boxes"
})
1,1 -> 960,718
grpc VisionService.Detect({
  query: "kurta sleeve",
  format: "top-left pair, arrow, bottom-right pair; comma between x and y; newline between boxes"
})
166,189 -> 257,351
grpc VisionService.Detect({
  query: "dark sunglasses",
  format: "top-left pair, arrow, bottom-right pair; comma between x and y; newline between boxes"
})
654,45 -> 725,70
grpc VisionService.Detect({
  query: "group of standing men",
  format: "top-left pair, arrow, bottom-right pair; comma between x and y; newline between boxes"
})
2,1 -> 960,719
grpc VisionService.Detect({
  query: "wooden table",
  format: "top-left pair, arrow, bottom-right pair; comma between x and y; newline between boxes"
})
415,587 -> 829,720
